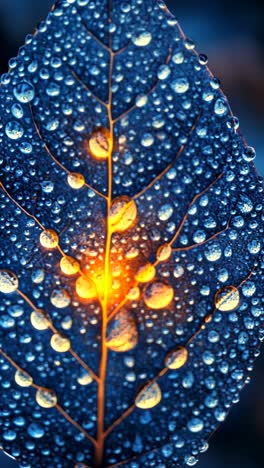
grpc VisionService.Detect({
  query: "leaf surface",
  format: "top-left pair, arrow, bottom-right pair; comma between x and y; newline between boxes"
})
0,1 -> 263,467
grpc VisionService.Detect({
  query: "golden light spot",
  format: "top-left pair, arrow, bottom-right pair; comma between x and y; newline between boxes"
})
60,256 -> 80,276
67,172 -> 85,189
215,286 -> 240,312
0,270 -> 19,294
109,196 -> 137,232
15,370 -> 33,387
126,287 -> 140,301
135,263 -> 156,283
165,346 -> 188,370
40,229 -> 59,249
75,275 -> 97,300
156,243 -> 172,262
50,288 -> 71,309
77,371 -> 93,386
89,128 -> 112,160
144,282 -> 174,309
50,333 -> 71,353
30,310 -> 50,331
36,388 -> 57,408
135,382 -> 162,409
106,311 -> 138,352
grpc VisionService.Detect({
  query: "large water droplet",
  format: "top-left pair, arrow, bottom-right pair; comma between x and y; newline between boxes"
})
75,275 -> 97,300
0,270 -> 19,293
39,229 -> 59,249
15,370 -> 33,387
135,382 -> 162,409
215,286 -> 240,312
27,423 -> 45,439
60,256 -> 80,275
135,263 -> 156,283
106,310 -> 138,352
132,31 -> 152,47
30,310 -> 50,331
13,81 -> 35,103
144,282 -> 174,309
50,288 -> 71,308
171,78 -> 189,94
165,346 -> 188,370
110,197 -> 137,232
5,121 -> 24,139
89,128 -> 111,160
50,333 -> 71,353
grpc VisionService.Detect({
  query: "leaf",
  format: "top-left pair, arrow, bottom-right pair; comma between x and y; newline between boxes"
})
0,0 -> 263,467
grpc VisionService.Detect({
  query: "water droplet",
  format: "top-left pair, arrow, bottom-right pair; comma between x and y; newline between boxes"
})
14,81 -> 35,103
135,382 -> 162,409
143,282 -> 174,309
156,244 -> 172,262
31,269 -> 45,284
187,418 -> 204,433
126,287 -> 140,301
15,370 -> 33,387
107,310 -> 138,352
89,128 -> 111,160
50,288 -> 71,308
67,172 -> 85,189
60,256 -> 80,275
165,346 -> 188,370
135,263 -> 156,283
11,103 -> 24,119
204,243 -> 222,262
141,133 -> 154,147
75,276 -> 97,300
39,229 -> 59,249
136,94 -> 148,108
27,423 -> 45,439
77,370 -> 93,386
36,388 -> 57,408
171,78 -> 189,94
50,333 -> 71,353
5,121 -> 24,139
158,204 -> 174,221
157,64 -> 171,80
243,146 -> 256,162
214,98 -> 228,116
132,31 -> 152,47
215,286 -> 240,312
0,270 -> 19,293
30,310 -> 50,331
110,197 -> 137,232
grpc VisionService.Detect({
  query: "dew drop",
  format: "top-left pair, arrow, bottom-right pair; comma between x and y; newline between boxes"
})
106,310 -> 138,352
171,78 -> 189,94
67,172 -> 85,189
36,388 -> 57,408
60,256 -> 80,275
77,370 -> 93,386
126,287 -> 140,301
156,244 -> 172,261
204,242 -> 222,262
27,423 -> 45,439
30,310 -> 50,331
75,276 -> 97,300
214,98 -> 228,116
135,382 -> 162,409
39,229 -> 59,249
50,288 -> 71,309
135,263 -> 156,283
158,204 -> 174,221
144,282 -> 174,309
0,270 -> 19,294
187,418 -> 204,433
165,346 -> 188,370
132,31 -> 152,47
31,268 -> 45,284
15,370 -> 33,387
215,286 -> 240,312
5,121 -> 24,140
50,333 -> 71,353
89,128 -> 111,160
14,81 -> 35,103
110,197 -> 137,232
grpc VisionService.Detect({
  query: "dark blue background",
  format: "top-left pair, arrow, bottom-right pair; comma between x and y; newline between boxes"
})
0,1 -> 263,467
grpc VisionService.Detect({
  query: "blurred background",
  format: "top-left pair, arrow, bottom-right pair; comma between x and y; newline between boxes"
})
0,0 -> 263,467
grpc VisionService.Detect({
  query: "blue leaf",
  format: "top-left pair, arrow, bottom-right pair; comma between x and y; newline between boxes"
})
0,1 -> 263,467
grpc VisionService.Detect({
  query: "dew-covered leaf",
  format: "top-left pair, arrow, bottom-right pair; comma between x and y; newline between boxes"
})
0,0 -> 264,467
